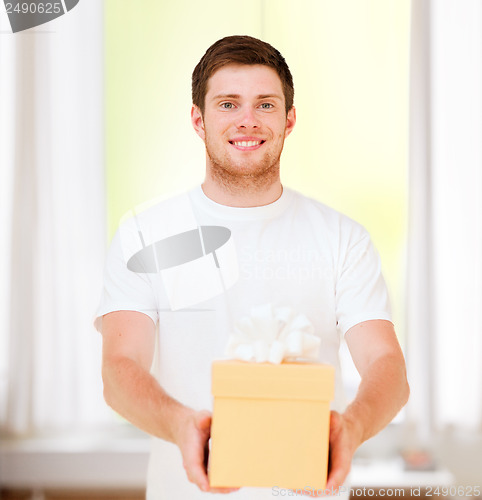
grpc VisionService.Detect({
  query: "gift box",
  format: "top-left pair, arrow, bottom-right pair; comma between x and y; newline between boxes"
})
209,360 -> 335,490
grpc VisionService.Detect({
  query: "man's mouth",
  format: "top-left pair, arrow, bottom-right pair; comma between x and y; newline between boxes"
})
229,139 -> 265,149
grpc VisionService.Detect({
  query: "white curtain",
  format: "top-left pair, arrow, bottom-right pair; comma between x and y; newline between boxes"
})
0,0 -> 111,434
406,0 -> 482,439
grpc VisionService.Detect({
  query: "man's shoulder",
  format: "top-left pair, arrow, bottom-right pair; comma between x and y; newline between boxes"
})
119,190 -> 198,230
114,187 -> 201,253
119,189 -> 195,226
288,189 -> 366,235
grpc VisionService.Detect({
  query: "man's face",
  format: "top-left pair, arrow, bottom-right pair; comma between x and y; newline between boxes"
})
191,64 -> 296,182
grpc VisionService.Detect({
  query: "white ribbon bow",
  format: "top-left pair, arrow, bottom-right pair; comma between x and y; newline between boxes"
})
225,304 -> 321,364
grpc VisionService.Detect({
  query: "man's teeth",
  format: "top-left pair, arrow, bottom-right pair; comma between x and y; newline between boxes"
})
233,140 -> 262,147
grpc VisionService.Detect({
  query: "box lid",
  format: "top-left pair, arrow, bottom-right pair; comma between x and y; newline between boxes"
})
211,360 -> 335,401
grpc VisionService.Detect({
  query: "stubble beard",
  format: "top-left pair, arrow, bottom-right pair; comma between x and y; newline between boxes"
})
205,134 -> 284,195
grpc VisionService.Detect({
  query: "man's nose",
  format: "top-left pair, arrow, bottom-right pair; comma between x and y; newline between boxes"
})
235,106 -> 261,128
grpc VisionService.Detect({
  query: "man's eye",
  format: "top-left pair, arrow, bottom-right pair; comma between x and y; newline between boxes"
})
221,102 -> 235,109
260,103 -> 274,109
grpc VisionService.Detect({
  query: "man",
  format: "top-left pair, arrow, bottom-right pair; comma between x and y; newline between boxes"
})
97,35 -> 409,499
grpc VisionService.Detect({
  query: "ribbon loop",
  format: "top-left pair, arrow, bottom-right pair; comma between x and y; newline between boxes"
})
225,305 -> 321,364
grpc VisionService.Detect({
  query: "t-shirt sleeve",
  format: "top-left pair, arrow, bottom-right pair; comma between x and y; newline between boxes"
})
335,224 -> 392,335
94,229 -> 159,332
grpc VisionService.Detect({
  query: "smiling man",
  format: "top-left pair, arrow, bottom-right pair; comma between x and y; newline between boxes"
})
97,36 -> 409,499
193,63 -> 295,207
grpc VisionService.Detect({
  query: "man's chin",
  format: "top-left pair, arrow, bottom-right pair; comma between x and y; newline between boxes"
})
210,158 -> 279,178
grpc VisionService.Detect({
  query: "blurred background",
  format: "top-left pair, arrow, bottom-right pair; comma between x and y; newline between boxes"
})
0,0 -> 481,498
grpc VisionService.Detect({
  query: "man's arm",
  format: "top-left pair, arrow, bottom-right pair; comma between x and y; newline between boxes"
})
326,319 -> 410,491
100,310 -> 236,493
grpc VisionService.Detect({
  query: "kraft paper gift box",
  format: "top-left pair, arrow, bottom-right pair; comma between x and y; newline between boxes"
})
209,360 -> 335,490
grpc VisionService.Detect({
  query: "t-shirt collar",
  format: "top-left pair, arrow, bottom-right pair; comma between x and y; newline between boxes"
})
188,184 -> 293,221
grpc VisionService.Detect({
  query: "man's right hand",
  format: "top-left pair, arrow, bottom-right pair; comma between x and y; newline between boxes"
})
175,409 -> 240,494
101,311 -> 239,494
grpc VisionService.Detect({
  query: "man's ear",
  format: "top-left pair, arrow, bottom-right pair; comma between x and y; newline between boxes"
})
191,105 -> 206,141
284,106 -> 296,138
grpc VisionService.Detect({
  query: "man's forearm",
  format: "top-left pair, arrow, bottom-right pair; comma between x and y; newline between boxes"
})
343,353 -> 410,446
102,356 -> 191,443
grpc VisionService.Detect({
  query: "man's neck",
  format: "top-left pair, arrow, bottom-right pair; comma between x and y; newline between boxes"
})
201,175 -> 283,208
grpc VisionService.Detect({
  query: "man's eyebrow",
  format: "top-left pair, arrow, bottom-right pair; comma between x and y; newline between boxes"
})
211,93 -> 283,101
211,93 -> 240,101
257,94 -> 283,100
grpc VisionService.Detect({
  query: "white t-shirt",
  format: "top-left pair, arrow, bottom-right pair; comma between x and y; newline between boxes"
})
96,186 -> 392,499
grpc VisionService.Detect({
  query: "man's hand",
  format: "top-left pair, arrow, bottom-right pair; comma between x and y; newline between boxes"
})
175,409 -> 239,494
305,411 -> 361,497
325,411 -> 362,492
305,411 -> 362,497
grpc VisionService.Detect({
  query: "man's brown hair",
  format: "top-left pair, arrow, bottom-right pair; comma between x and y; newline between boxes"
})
192,35 -> 294,115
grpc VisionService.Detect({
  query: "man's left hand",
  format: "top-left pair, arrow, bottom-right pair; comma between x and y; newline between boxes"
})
309,410 -> 363,497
